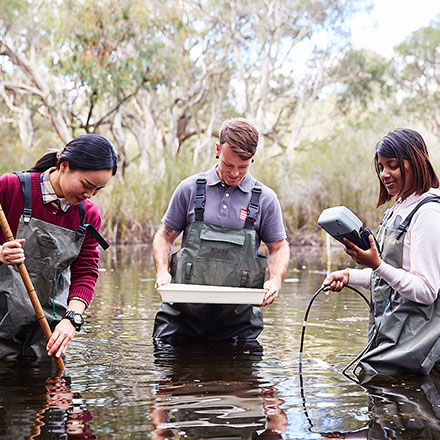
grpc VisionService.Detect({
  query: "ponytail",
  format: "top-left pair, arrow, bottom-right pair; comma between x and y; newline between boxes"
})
28,134 -> 117,175
28,151 -> 59,172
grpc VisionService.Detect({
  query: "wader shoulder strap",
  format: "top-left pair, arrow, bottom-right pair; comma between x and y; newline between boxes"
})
244,181 -> 262,230
14,172 -> 32,223
194,173 -> 207,222
396,196 -> 440,239
75,202 -> 109,250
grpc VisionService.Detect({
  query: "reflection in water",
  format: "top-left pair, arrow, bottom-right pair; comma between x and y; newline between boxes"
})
365,374 -> 440,439
0,360 -> 95,439
321,374 -> 440,439
3,245 -> 440,438
150,340 -> 287,439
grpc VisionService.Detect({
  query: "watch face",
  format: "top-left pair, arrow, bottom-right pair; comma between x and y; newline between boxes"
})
73,314 -> 83,325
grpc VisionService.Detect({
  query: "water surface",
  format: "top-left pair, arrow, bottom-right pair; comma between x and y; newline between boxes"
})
1,245 -> 439,439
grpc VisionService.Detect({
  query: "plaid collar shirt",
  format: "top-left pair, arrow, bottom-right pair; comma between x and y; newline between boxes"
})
40,167 -> 71,212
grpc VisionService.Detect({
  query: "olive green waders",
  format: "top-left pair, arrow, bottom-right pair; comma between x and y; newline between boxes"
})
153,176 -> 268,341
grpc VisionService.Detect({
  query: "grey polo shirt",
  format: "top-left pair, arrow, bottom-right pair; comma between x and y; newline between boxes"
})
162,165 -> 287,250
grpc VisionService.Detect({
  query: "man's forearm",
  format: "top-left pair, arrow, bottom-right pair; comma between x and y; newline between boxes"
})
152,225 -> 179,274
153,234 -> 172,273
267,240 -> 290,282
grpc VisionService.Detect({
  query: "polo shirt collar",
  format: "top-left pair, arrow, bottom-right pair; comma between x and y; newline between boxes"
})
206,165 -> 255,193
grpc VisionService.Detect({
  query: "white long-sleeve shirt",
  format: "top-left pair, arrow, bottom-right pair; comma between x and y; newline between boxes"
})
348,188 -> 440,305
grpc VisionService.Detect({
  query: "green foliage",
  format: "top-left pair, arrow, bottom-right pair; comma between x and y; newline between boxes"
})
0,0 -> 28,25
251,106 -> 399,237
96,149 -> 207,243
397,19 -> 440,61
0,138 -> 28,175
393,19 -> 440,135
51,1 -> 164,126
331,49 -> 393,111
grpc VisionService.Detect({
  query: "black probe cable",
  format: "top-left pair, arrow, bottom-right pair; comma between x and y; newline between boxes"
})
298,284 -> 373,376
298,284 -> 373,432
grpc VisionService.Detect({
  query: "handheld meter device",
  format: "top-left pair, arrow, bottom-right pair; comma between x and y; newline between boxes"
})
318,206 -> 374,251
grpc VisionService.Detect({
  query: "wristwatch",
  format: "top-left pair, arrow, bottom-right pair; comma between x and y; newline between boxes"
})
62,310 -> 84,332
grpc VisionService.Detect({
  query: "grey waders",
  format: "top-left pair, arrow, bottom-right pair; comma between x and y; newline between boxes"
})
359,196 -> 440,377
153,175 -> 268,341
0,172 -> 106,360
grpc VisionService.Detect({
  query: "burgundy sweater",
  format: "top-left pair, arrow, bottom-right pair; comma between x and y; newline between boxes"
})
0,172 -> 102,306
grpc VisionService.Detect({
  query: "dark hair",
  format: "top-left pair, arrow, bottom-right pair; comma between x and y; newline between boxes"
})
29,134 -> 118,175
219,118 -> 259,160
375,128 -> 439,207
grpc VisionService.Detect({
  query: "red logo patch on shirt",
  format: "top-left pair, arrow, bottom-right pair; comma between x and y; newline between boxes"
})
240,208 -> 248,221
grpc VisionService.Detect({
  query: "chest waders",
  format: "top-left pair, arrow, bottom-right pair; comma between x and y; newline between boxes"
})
0,173 -> 106,360
359,196 -> 440,377
153,174 -> 268,341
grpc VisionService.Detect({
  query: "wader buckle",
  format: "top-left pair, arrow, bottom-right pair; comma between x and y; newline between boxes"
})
75,225 -> 87,241
246,187 -> 262,222
23,208 -> 32,223
246,204 -> 259,224
194,195 -> 205,213
244,184 -> 262,229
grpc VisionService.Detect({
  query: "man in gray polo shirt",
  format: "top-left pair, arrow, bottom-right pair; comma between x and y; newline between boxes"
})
152,118 -> 290,341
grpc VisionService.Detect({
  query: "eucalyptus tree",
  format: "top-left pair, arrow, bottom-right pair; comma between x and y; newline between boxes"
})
0,0 -> 73,146
52,0 -> 165,174
125,0 -> 233,170
0,0 -> 167,175
1,0 -> 373,160
394,18 -> 440,139
136,0 -> 374,163
0,0 -> 379,240
205,0 -> 373,153
329,48 -> 393,116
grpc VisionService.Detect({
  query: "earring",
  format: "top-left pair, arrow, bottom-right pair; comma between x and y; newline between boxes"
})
251,159 -> 254,163
216,155 -> 219,159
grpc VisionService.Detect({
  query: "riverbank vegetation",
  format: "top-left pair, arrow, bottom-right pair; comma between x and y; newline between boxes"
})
2,0 -> 440,244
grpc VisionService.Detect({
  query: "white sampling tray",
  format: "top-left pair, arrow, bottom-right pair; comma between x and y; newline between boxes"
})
157,283 -> 266,304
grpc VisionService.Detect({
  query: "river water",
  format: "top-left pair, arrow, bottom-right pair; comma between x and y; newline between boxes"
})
1,245 -> 440,439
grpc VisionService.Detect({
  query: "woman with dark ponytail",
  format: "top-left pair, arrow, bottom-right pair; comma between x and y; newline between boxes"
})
0,134 -> 117,361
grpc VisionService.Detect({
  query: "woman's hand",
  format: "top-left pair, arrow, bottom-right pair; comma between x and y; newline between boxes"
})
47,319 -> 76,358
0,239 -> 25,265
323,269 -> 349,291
47,299 -> 85,358
344,234 -> 381,270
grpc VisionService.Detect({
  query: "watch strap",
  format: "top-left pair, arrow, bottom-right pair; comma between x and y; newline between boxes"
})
62,309 -> 84,332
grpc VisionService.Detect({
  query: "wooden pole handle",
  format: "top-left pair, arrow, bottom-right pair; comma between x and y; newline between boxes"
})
0,202 -> 65,371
